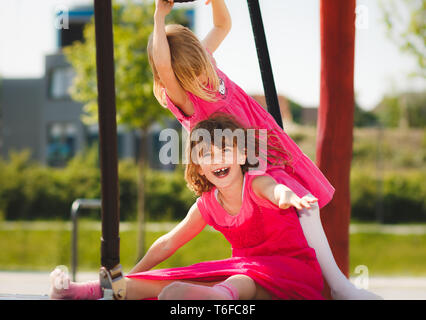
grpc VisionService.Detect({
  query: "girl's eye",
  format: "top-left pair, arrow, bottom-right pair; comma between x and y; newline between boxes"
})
224,148 -> 232,153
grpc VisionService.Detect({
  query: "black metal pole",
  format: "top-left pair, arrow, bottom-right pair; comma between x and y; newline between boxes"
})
93,0 -> 120,270
247,0 -> 283,129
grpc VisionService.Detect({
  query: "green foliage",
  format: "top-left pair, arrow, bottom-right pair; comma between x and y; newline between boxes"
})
380,0 -> 426,78
351,168 -> 426,223
405,91 -> 426,127
374,95 -> 401,127
373,91 -> 426,128
116,162 -> 197,222
0,149 -> 425,223
0,150 -> 195,221
352,134 -> 393,166
383,171 -> 426,223
352,127 -> 425,169
288,99 -> 303,124
350,169 -> 379,221
63,0 -> 172,129
3,152 -> 58,220
0,150 -> 100,220
354,103 -> 378,127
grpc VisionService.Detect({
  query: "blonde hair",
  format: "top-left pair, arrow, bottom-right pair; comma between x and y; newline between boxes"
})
147,24 -> 220,106
185,113 -> 291,196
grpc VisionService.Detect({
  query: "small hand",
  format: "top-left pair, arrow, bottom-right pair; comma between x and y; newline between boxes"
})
298,195 -> 318,210
155,0 -> 174,17
279,191 -> 318,211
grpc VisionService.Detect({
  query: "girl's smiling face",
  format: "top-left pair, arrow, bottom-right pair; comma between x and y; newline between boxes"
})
197,142 -> 246,189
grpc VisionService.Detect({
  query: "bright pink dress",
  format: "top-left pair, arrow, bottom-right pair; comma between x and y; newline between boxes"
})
127,171 -> 324,300
163,63 -> 334,208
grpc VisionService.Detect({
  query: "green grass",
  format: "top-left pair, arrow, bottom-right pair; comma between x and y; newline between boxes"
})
0,221 -> 231,273
350,233 -> 426,276
0,221 -> 425,277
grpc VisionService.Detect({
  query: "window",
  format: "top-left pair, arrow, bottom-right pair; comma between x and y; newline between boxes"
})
47,122 -> 77,166
49,66 -> 75,100
60,22 -> 86,48
86,125 -> 125,159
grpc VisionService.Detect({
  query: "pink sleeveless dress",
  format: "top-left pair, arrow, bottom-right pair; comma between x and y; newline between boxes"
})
127,172 -> 324,300
163,62 -> 334,209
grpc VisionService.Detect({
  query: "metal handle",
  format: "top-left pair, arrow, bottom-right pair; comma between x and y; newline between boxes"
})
71,199 -> 102,282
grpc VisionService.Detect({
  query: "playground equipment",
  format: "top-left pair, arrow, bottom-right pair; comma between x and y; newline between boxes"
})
0,0 -> 355,301
316,0 -> 356,298
92,0 -> 356,300
246,0 -> 283,129
93,0 -> 125,300
70,199 -> 102,282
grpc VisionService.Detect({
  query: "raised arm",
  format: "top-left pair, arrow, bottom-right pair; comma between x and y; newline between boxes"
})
201,0 -> 232,53
252,175 -> 318,211
128,202 -> 207,274
152,0 -> 194,115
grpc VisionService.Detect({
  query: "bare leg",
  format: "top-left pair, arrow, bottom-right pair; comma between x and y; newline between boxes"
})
297,198 -> 382,300
158,274 -> 272,300
124,278 -> 206,300
50,267 -> 218,300
50,268 -> 272,300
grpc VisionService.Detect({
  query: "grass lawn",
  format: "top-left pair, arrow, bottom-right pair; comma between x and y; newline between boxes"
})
350,232 -> 426,276
0,221 -> 425,277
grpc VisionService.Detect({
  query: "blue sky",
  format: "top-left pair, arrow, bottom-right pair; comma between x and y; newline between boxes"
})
0,0 -> 424,110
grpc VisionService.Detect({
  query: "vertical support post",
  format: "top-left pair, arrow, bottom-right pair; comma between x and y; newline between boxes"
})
93,0 -> 120,271
247,0 -> 283,129
70,199 -> 102,282
316,0 -> 356,298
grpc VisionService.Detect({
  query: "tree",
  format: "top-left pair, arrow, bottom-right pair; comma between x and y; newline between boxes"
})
380,0 -> 426,78
374,95 -> 402,128
353,102 -> 378,127
64,0 -> 189,260
288,99 -> 303,124
405,91 -> 426,127
374,91 -> 426,128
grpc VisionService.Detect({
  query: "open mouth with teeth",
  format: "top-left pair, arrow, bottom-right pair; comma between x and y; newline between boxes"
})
212,167 -> 230,178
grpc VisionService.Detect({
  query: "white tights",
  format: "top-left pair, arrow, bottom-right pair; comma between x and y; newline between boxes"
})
298,199 -> 382,300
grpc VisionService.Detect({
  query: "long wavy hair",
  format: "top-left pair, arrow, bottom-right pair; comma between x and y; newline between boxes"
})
147,24 -> 220,106
184,113 -> 292,196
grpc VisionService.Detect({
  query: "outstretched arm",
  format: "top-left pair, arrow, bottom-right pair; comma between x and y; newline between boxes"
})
152,0 -> 194,115
201,0 -> 232,53
253,176 -> 382,299
252,175 -> 318,211
128,202 -> 207,274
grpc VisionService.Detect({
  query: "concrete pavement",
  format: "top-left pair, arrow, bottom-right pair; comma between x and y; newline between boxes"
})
1,271 -> 425,300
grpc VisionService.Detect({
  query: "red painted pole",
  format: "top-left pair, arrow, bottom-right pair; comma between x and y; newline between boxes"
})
316,0 -> 356,299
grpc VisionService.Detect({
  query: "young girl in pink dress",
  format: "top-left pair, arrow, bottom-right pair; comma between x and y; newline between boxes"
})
148,0 -> 380,299
50,114 -> 324,300
138,114 -> 325,300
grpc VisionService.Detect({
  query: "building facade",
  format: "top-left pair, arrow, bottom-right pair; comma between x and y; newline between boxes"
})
0,5 -> 181,169
0,3 -> 308,168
